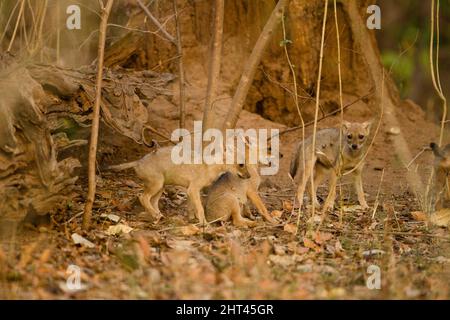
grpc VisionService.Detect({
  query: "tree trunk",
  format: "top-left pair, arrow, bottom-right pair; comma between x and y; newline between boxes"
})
202,0 -> 225,132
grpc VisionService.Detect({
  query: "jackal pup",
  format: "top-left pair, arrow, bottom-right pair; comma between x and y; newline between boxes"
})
205,164 -> 275,227
108,146 -> 251,225
430,142 -> 450,208
290,120 -> 372,212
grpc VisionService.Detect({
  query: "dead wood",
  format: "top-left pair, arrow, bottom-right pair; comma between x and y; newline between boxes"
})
0,60 -> 80,224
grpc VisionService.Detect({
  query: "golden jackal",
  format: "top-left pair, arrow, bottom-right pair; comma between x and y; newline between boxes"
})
290,120 -> 372,212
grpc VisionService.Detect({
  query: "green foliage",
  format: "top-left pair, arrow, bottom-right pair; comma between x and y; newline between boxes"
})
381,50 -> 414,96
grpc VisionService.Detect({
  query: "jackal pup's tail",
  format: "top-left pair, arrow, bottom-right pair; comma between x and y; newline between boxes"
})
107,160 -> 139,171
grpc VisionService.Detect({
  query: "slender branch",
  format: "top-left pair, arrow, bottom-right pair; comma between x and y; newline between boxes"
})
334,0 -> 345,225
280,8 -> 306,233
429,0 -> 447,147
83,0 -> 114,230
274,90 -> 374,138
202,0 -> 225,132
172,0 -> 186,129
310,0 -> 329,219
136,0 -> 176,44
7,0 -> 25,52
0,0 -> 20,46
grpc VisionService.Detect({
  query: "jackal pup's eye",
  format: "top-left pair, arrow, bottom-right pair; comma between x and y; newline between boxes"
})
347,134 -> 352,139
358,134 -> 365,139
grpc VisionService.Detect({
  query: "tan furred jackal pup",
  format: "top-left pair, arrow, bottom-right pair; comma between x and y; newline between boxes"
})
289,120 -> 372,213
430,142 -> 450,208
108,146 -> 251,225
205,164 -> 276,227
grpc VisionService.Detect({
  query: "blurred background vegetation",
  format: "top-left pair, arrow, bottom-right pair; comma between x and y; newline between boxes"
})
377,0 -> 450,122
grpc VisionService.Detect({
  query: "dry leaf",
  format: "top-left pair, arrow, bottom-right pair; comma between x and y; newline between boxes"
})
303,237 -> 320,252
71,233 -> 95,248
335,239 -> 344,254
98,190 -> 112,199
176,224 -> 200,236
269,254 -> 295,267
136,236 -> 151,259
123,179 -> 139,188
282,200 -> 293,212
411,211 -> 427,222
271,210 -> 283,218
283,223 -> 297,234
313,231 -> 333,244
100,213 -> 121,223
362,249 -> 385,257
106,223 -> 133,236
273,244 -> 286,255
39,248 -> 52,264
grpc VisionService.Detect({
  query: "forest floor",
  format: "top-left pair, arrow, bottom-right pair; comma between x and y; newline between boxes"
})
1,86 -> 450,299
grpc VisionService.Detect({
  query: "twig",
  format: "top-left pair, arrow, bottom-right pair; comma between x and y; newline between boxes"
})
406,146 -> 431,169
6,0 -> 25,53
280,8 -> 306,233
172,0 -> 186,129
83,0 -> 114,230
0,0 -> 20,46
333,0 -> 345,225
310,0 -> 329,219
274,90 -> 374,138
136,0 -> 176,44
202,0 -> 225,132
371,168 -> 385,220
321,227 -> 450,241
142,124 -> 176,145
429,0 -> 447,147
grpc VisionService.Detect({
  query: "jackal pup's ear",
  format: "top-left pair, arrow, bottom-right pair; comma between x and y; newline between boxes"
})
362,119 -> 373,132
342,120 -> 351,130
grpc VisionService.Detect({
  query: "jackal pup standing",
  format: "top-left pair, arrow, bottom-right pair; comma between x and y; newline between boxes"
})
289,120 -> 372,212
108,146 -> 251,225
430,142 -> 450,208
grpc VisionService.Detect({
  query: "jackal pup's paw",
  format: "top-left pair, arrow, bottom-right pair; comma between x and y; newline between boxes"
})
233,218 -> 258,228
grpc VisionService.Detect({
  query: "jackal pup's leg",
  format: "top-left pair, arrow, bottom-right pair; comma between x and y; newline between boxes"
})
230,201 -> 257,227
187,184 -> 207,225
321,170 -> 338,213
353,165 -> 368,209
307,164 -> 326,208
295,157 -> 315,212
139,178 -> 164,221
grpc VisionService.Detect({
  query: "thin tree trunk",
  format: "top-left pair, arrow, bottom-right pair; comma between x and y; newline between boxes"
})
202,0 -> 225,132
222,0 -> 288,130
309,0 -> 328,219
173,0 -> 186,129
341,0 -> 424,196
83,0 -> 114,230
